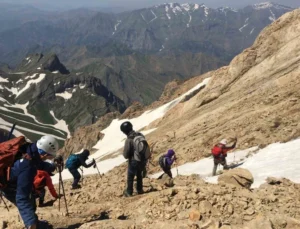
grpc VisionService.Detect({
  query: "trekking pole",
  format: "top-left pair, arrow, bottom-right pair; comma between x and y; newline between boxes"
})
80,167 -> 84,185
7,123 -> 16,140
58,164 -> 69,216
94,163 -> 102,179
0,193 -> 9,212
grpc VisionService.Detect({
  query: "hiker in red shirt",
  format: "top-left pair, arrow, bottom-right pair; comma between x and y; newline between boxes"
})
33,162 -> 59,207
211,138 -> 237,176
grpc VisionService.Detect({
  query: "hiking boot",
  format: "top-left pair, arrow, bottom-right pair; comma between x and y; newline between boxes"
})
137,190 -> 144,195
71,184 -> 82,190
123,190 -> 132,197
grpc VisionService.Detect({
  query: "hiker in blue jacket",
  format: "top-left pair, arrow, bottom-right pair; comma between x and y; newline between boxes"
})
159,149 -> 177,178
66,149 -> 95,189
2,135 -> 59,229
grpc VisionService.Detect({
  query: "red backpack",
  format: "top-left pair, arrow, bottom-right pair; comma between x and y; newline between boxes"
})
0,136 -> 26,188
211,144 -> 224,157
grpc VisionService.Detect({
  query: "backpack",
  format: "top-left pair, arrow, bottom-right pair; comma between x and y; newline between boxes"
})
132,133 -> 151,162
159,155 -> 168,170
0,136 -> 26,188
65,154 -> 80,169
211,145 -> 223,157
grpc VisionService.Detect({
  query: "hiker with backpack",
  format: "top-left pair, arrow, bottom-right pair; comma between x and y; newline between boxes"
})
159,149 -> 177,178
33,161 -> 61,207
120,121 -> 151,197
65,149 -> 95,189
0,135 -> 59,229
211,138 -> 237,176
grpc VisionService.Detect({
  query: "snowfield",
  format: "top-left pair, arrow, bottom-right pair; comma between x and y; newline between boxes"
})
52,76 -> 300,188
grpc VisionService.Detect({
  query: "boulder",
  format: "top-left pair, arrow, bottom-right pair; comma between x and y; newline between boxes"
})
218,168 -> 253,189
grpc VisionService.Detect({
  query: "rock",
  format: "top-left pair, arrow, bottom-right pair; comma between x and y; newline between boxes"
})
218,168 -> 254,189
266,177 -> 282,185
200,219 -> 220,229
189,209 -> 202,221
243,215 -> 273,229
199,201 -> 213,214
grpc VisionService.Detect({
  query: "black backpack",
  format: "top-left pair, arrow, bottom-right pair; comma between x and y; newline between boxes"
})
159,155 -> 168,170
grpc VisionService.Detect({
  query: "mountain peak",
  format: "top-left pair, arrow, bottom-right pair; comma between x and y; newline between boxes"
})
253,2 -> 294,10
18,53 -> 70,74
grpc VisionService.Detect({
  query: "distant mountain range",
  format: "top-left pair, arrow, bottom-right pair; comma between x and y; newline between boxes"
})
0,2 -> 293,106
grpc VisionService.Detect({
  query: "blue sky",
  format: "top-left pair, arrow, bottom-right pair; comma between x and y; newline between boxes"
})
0,0 -> 299,10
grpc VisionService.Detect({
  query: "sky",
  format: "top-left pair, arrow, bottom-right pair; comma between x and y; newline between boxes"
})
0,0 -> 299,11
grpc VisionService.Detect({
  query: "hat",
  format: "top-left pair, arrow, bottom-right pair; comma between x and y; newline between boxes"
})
220,139 -> 227,145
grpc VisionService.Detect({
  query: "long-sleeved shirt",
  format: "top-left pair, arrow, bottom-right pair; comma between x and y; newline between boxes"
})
34,170 -> 58,198
78,150 -> 94,168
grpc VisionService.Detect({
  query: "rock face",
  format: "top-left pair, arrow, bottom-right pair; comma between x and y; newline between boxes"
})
218,168 -> 254,189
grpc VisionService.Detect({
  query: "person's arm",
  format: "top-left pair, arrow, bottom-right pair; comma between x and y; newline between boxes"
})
166,157 -> 175,166
123,139 -> 132,159
15,160 -> 38,227
79,156 -> 95,168
45,173 -> 58,199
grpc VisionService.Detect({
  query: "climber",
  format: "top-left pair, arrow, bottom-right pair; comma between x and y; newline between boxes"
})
211,138 -> 237,176
159,149 -> 177,178
65,149 -> 95,189
121,121 -> 151,197
33,161 -> 61,207
1,135 -> 59,229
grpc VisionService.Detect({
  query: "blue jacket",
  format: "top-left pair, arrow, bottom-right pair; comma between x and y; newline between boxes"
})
8,142 -> 47,227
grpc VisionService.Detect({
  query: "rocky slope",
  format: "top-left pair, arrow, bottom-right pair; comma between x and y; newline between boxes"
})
1,168 -> 300,229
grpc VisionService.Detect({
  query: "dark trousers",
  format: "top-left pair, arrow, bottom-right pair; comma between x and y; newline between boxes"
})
68,168 -> 81,187
2,188 -> 37,219
35,188 -> 46,205
163,169 -> 173,178
212,157 -> 228,176
127,160 -> 144,194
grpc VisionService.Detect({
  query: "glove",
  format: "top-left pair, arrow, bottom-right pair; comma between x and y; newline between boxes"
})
54,155 -> 63,164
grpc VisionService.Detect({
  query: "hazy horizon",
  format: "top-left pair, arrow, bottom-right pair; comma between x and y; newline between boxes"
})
0,0 -> 299,11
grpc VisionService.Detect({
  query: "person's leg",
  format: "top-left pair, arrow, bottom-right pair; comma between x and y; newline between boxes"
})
136,162 -> 144,194
212,162 -> 218,176
164,169 -> 173,178
125,161 -> 137,196
38,188 -> 46,206
222,158 -> 229,170
69,168 -> 81,188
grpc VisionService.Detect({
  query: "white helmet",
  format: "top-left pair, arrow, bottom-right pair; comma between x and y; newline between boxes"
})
37,136 -> 59,156
220,139 -> 227,145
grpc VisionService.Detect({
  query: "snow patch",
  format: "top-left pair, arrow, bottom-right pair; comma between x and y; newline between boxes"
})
0,76 -> 9,83
56,91 -> 73,100
250,28 -> 255,34
112,20 -> 122,35
269,9 -> 276,22
140,13 -> 146,22
16,73 -> 46,98
194,4 -> 199,10
25,73 -> 38,80
16,79 -> 23,84
52,70 -> 59,74
239,23 -> 248,32
165,5 -> 171,19
5,86 -> 18,95
149,10 -> 158,23
79,84 -> 86,89
159,45 -> 165,52
181,3 -> 190,11
50,111 -> 71,138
